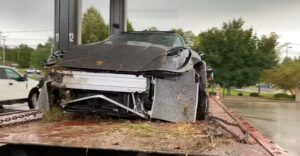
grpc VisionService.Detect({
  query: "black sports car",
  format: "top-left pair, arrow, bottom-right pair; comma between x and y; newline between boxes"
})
39,31 -> 209,122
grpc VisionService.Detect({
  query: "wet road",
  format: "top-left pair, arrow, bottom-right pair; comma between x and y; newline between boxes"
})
223,96 -> 300,156
0,103 -> 29,114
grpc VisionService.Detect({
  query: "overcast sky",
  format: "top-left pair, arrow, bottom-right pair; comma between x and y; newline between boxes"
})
0,0 -> 299,58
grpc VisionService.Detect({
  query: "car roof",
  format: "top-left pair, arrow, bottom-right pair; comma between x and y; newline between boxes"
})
122,31 -> 177,35
125,31 -> 175,33
0,65 -> 14,69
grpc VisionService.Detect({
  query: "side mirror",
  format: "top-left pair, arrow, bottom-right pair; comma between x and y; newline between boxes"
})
23,74 -> 28,81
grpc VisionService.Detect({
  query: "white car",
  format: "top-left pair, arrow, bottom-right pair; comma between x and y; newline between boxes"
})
0,66 -> 39,109
25,68 -> 41,74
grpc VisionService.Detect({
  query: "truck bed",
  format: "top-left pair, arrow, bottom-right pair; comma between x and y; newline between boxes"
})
0,97 -> 287,155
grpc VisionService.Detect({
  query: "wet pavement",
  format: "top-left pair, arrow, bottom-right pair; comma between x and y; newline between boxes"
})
223,96 -> 300,156
0,103 -> 29,114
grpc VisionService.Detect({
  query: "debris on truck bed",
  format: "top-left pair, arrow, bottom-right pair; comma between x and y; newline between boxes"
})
0,97 -> 288,155
0,118 -> 270,155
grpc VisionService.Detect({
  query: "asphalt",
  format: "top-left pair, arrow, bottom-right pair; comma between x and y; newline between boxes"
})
0,103 -> 29,114
223,96 -> 300,156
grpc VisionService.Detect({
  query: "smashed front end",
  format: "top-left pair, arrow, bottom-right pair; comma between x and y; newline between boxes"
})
41,68 -> 199,122
38,32 -> 208,123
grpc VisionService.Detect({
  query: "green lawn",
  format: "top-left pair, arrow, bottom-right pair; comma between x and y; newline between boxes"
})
209,87 -> 294,101
17,68 -> 43,80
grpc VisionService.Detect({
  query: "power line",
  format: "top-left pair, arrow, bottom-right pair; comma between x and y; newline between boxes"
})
279,51 -> 300,53
1,29 -> 53,33
287,51 -> 300,54
2,36 -> 7,65
5,44 -> 40,46
278,42 -> 300,46
6,38 -> 48,41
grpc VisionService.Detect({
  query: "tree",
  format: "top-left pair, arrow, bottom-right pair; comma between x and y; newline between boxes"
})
30,38 -> 52,69
127,20 -> 134,32
31,47 -> 51,69
262,60 -> 300,95
282,56 -> 293,64
81,7 -> 108,44
171,28 -> 196,47
4,48 -> 18,64
18,44 -> 33,68
194,18 -> 278,92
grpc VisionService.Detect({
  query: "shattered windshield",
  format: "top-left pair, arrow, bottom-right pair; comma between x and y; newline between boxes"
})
105,33 -> 185,47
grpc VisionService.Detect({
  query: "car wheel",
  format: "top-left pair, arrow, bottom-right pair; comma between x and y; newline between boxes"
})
28,89 -> 39,109
196,80 -> 208,120
195,62 -> 209,120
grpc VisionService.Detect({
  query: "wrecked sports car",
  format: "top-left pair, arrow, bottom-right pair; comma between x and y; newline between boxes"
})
38,31 -> 209,122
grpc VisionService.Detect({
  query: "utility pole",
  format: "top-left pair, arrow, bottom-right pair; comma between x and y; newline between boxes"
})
17,48 -> 19,62
0,31 -> 2,64
2,36 -> 6,65
285,43 -> 292,58
0,31 -> 2,47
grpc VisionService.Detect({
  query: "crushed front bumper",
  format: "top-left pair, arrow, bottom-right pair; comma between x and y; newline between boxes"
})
40,70 -> 199,122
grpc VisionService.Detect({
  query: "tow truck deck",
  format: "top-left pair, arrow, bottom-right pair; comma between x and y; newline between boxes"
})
0,97 -> 287,156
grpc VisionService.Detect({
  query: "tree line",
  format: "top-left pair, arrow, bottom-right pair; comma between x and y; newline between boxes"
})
262,58 -> 300,96
0,38 -> 52,68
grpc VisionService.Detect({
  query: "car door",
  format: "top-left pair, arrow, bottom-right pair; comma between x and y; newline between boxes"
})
0,68 -> 10,101
2,68 -> 28,101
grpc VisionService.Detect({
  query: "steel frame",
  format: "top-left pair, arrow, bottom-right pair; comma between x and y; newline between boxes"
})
54,0 -> 127,51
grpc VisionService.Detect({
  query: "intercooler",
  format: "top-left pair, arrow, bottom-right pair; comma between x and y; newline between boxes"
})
58,71 -> 148,93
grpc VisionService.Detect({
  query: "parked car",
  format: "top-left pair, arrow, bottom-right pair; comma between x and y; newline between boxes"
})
40,31 -> 209,122
0,65 -> 40,109
25,68 -> 41,74
256,83 -> 273,89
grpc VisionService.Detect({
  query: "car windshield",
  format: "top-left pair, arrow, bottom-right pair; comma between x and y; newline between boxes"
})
105,33 -> 185,47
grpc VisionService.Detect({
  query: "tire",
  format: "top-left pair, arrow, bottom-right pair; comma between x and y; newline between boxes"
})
196,79 -> 208,120
196,62 -> 208,120
28,89 -> 39,109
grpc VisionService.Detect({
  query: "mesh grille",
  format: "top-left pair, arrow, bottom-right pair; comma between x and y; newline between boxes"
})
151,78 -> 198,122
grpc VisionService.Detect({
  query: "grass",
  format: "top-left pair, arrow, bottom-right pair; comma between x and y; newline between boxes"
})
125,122 -> 159,137
42,106 -> 64,122
17,68 -> 43,80
209,87 -> 294,101
17,68 -> 26,75
124,122 -> 199,139
209,87 -> 252,96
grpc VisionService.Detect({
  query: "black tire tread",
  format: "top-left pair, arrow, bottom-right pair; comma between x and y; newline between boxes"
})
28,88 -> 39,109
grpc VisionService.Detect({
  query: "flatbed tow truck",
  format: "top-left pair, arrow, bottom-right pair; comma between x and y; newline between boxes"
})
0,97 -> 287,156
0,1 -> 288,155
